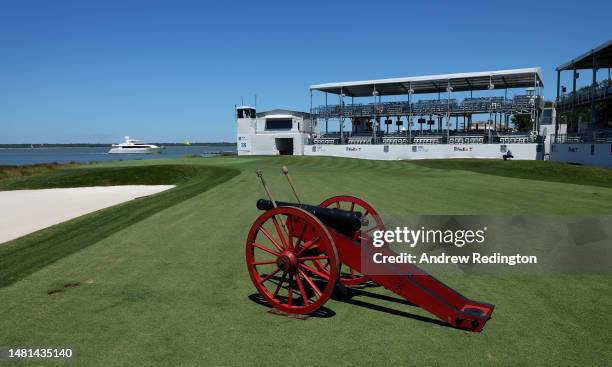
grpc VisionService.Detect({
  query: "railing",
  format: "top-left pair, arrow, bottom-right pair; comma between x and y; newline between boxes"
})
309,130 -> 541,145
347,136 -> 373,144
554,130 -> 612,144
557,82 -> 612,110
313,95 -> 539,118
448,135 -> 485,144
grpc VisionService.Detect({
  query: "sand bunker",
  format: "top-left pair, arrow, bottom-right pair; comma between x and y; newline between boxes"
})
0,185 -> 174,244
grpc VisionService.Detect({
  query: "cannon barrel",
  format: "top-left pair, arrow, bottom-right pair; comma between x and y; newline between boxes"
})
256,199 -> 362,238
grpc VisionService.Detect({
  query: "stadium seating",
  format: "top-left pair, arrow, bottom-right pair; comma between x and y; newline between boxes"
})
348,136 -> 373,144
313,137 -> 339,144
498,133 -> 531,144
448,135 -> 485,144
512,95 -> 536,110
314,95 -> 537,118
413,135 -> 443,144
382,137 -> 410,144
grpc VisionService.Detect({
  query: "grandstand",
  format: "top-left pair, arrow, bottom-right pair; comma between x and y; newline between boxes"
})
310,68 -> 543,142
305,68 -> 544,160
551,40 -> 612,167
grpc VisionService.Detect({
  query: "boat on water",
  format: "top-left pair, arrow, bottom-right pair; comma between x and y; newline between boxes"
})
108,137 -> 164,154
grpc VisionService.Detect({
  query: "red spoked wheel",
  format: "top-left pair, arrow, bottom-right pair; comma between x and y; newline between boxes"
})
319,195 -> 385,286
246,206 -> 339,314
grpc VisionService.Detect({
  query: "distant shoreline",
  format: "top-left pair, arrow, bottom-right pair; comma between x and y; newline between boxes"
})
0,142 -> 236,148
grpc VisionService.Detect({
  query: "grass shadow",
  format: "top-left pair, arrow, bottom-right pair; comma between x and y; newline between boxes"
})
248,284 -> 450,328
332,286 -> 451,329
247,293 -> 336,318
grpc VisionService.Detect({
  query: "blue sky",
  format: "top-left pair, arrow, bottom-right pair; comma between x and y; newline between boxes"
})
1,0 -> 610,143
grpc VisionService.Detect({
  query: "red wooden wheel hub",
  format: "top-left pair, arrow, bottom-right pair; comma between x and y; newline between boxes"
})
277,251 -> 298,272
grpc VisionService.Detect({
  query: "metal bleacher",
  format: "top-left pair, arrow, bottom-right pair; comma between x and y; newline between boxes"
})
448,134 -> 485,144
413,135 -> 443,144
381,136 -> 410,144
312,131 -> 540,145
313,132 -> 341,144
312,137 -> 339,144
348,136 -> 373,144
594,129 -> 612,143
554,130 -> 612,144
313,94 -> 537,118
497,132 -> 532,144
511,95 -> 536,110
412,99 -> 458,114
461,97 -> 506,111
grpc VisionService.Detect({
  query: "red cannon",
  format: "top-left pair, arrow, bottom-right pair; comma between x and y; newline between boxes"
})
246,167 -> 494,332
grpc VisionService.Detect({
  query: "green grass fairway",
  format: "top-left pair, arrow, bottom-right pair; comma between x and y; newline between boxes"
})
0,164 -> 228,191
1,157 -> 611,366
412,159 -> 612,188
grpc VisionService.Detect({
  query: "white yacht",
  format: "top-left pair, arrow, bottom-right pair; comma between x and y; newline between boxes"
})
108,136 -> 164,154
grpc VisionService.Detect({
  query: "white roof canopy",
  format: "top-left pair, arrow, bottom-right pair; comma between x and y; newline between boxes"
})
310,68 -> 543,97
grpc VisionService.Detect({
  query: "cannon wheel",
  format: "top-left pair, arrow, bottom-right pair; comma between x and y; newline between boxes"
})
246,206 -> 339,315
319,195 -> 385,286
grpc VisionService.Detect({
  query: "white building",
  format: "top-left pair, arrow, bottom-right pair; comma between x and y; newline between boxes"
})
236,107 -> 317,156
540,107 -> 567,156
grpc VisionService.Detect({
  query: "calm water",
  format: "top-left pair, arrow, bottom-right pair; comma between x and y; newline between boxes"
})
0,146 -> 236,166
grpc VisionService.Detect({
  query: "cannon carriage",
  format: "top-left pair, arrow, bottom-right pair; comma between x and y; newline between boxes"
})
246,167 -> 494,332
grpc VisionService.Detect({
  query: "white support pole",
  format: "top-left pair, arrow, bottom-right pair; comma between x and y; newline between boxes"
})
372,86 -> 379,142
325,91 -> 328,134
407,83 -> 413,142
309,90 -> 312,115
351,96 -> 354,138
446,82 -> 452,142
309,90 -> 314,137
488,76 -> 494,143
339,87 -> 344,143
534,73 -> 537,134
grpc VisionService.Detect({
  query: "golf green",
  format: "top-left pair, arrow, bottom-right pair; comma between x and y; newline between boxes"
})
0,157 -> 610,366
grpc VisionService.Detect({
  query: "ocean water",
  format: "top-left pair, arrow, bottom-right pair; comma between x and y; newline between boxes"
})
0,146 -> 236,166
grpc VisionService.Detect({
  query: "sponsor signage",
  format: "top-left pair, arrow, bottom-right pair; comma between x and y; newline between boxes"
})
237,136 -> 251,151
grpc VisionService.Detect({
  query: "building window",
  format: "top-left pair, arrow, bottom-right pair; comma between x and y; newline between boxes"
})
542,109 -> 553,125
237,108 -> 255,119
265,118 -> 292,130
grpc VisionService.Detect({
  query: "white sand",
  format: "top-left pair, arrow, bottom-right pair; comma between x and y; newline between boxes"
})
0,185 -> 175,244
